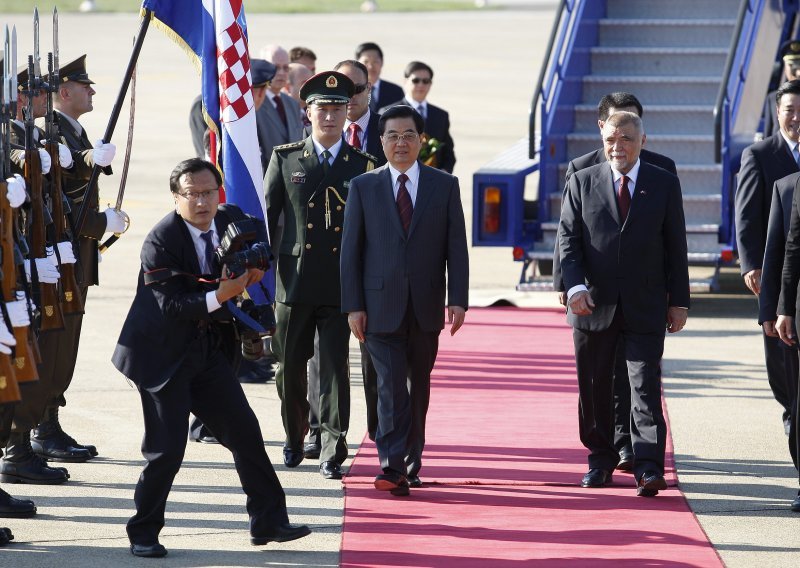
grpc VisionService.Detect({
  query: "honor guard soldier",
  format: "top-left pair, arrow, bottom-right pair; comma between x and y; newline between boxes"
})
265,71 -> 377,480
29,55 -> 124,466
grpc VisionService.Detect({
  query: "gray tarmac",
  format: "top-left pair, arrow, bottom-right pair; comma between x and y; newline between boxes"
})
0,8 -> 797,567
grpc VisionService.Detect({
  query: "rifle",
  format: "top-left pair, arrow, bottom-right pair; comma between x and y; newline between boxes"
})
44,9 -> 81,314
24,13 -> 63,332
0,26 -> 22,404
0,26 -> 35,394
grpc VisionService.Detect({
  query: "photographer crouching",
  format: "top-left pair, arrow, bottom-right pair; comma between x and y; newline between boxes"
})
111,158 -> 309,558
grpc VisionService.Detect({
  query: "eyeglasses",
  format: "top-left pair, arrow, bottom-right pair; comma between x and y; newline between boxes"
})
411,77 -> 431,85
177,189 -> 219,202
353,83 -> 369,95
383,132 -> 419,144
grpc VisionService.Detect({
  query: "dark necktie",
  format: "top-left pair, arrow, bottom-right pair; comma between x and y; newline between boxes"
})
396,173 -> 413,233
200,230 -> 216,274
273,94 -> 287,128
321,150 -> 332,175
617,175 -> 631,223
347,123 -> 362,149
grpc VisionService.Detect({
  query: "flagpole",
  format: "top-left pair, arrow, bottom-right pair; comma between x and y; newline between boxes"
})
74,9 -> 152,238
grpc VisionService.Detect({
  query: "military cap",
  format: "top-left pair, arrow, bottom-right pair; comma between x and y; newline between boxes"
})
58,54 -> 94,84
300,71 -> 354,105
782,40 -> 800,61
16,66 -> 42,92
251,59 -> 276,88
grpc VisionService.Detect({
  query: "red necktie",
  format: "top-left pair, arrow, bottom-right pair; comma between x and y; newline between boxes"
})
617,175 -> 631,223
273,95 -> 287,128
396,173 -> 413,233
347,123 -> 362,149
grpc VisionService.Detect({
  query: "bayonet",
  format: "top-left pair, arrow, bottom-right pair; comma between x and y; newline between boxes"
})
53,8 -> 58,78
33,8 -> 41,89
10,26 -> 16,117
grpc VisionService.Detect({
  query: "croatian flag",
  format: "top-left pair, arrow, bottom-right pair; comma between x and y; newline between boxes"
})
141,0 -> 273,301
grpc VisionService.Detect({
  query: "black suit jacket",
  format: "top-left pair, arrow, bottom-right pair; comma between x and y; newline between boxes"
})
370,79 -> 404,114
736,133 -> 799,274
112,209 -> 239,392
381,98 -> 456,174
554,147 -> 678,291
760,172 -> 800,323
364,112 -> 387,167
559,161 -> 690,333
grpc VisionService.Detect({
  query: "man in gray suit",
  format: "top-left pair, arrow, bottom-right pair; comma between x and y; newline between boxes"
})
257,45 -> 305,168
341,105 -> 469,496
559,111 -> 690,497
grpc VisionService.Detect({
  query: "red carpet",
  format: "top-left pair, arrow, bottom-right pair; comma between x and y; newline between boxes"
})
340,307 -> 721,567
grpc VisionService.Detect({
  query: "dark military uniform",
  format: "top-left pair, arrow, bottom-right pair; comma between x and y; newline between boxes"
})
266,135 -> 375,467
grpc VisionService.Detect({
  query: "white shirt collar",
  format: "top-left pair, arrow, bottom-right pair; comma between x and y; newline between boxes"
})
311,137 -> 343,162
388,161 -> 421,204
344,109 -> 371,136
610,158 -> 641,191
781,131 -> 800,156
183,218 -> 219,273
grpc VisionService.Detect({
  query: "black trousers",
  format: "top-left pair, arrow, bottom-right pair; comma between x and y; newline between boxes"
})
272,302 -> 350,464
366,303 -> 438,476
612,338 -> 632,454
765,333 -> 795,423
573,307 -> 666,479
126,332 -> 288,545
12,285 -> 87,431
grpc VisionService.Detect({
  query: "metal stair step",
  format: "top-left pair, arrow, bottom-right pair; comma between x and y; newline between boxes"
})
599,19 -> 736,48
581,76 -> 720,104
572,104 -> 714,134
606,0 -> 741,20
567,133 -> 715,164
590,47 -> 728,77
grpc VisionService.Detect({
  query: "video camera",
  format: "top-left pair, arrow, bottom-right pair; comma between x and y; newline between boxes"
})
215,217 -> 276,361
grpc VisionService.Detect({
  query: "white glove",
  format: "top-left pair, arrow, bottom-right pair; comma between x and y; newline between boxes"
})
104,208 -> 127,233
5,174 -> 26,208
23,257 -> 60,284
0,313 -> 16,355
6,296 -> 30,328
56,240 -> 77,264
20,148 -> 52,174
93,140 -> 116,167
58,143 -> 74,169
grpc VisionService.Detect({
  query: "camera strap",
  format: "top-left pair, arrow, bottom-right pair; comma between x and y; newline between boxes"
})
224,300 -> 266,334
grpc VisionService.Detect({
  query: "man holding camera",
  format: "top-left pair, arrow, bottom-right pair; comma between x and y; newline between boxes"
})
265,71 -> 377,480
112,158 -> 309,558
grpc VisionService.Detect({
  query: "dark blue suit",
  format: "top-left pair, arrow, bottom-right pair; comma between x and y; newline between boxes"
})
112,209 -> 288,545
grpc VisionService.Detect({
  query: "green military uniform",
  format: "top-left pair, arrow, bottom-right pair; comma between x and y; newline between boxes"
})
266,135 -> 376,467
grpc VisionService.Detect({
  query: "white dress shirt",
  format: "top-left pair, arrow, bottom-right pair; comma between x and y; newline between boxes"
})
182,218 -> 222,312
312,137 -> 343,165
388,161 -> 420,205
344,110 -> 371,151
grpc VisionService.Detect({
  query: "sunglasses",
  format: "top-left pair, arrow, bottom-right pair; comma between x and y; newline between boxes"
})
353,83 -> 369,95
411,77 -> 431,85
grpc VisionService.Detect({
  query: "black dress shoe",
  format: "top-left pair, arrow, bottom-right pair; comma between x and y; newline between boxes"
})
250,523 -> 311,545
303,440 -> 321,459
193,435 -> 220,444
0,455 -> 69,485
636,471 -> 667,497
0,488 -> 36,518
374,472 -> 410,496
407,475 -> 423,488
30,436 -> 93,463
616,450 -> 634,472
320,461 -> 342,480
130,542 -> 168,558
791,492 -> 800,512
0,528 -> 9,547
581,468 -> 612,488
283,448 -> 304,468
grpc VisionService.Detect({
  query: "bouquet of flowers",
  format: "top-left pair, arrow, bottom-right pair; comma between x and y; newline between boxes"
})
418,133 -> 445,169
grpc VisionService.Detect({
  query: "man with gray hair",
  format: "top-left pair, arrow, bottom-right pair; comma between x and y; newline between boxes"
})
559,111 -> 689,497
257,45 -> 304,168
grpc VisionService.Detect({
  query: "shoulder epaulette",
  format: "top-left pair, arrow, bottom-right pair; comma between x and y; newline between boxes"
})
273,140 -> 305,152
351,147 -> 377,164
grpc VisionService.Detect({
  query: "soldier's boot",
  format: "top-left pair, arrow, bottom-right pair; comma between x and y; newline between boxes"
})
0,486 -> 36,518
0,432 -> 69,484
31,407 -> 96,461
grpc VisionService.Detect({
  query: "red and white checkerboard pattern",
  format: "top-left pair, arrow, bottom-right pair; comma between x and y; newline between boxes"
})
216,18 -> 252,123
